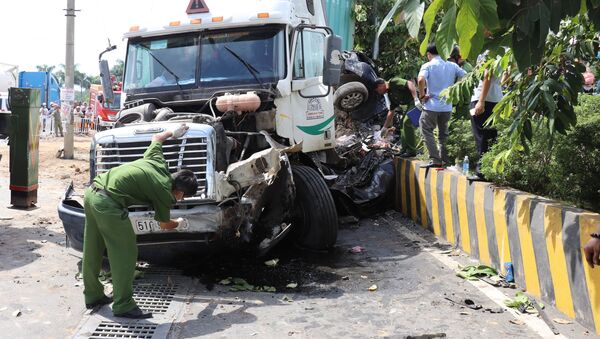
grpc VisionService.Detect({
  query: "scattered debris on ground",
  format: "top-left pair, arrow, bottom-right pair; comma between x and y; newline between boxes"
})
264,258 -> 279,267
456,265 -> 498,280
504,292 -> 544,314
349,246 -> 366,254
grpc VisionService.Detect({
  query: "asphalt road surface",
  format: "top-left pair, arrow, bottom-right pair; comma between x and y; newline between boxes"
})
0,179 -> 594,338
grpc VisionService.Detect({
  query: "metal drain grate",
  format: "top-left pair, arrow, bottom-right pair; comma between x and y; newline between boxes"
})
89,322 -> 157,338
142,267 -> 182,277
133,283 -> 178,313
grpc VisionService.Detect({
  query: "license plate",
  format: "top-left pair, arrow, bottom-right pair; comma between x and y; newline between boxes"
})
130,217 -> 189,234
130,218 -> 162,234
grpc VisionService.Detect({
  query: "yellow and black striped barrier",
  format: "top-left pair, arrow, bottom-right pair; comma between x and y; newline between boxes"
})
394,158 -> 600,334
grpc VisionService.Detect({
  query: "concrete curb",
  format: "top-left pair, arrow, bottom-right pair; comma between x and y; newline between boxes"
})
394,158 -> 600,334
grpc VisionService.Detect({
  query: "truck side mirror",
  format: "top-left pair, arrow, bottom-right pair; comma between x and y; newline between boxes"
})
322,35 -> 342,87
99,60 -> 115,104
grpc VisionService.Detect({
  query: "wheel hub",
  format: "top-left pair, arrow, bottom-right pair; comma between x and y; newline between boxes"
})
340,93 -> 364,109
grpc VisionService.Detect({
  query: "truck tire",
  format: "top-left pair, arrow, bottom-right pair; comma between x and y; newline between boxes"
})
334,81 -> 369,112
291,165 -> 338,250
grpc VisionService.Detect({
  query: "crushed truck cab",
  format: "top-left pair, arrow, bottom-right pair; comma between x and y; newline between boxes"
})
58,0 -> 342,256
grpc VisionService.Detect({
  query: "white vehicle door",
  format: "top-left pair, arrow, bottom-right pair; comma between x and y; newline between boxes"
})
289,28 -> 335,153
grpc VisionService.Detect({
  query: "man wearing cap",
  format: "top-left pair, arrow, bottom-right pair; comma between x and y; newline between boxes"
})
51,103 -> 64,137
82,124 -> 198,319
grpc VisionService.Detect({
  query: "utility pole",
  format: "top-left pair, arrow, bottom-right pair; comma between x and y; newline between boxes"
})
63,0 -> 77,159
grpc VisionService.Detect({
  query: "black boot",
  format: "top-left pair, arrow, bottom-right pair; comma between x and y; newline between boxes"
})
85,295 -> 113,309
114,306 -> 153,319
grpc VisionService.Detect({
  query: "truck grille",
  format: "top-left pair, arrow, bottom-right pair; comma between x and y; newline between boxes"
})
95,137 -> 208,196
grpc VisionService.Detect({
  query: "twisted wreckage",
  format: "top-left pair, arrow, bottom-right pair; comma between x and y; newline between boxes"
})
58,0 -> 398,257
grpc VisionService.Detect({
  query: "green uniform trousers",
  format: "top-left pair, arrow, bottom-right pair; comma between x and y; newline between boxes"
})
400,113 -> 417,154
53,114 -> 63,137
82,187 -> 138,314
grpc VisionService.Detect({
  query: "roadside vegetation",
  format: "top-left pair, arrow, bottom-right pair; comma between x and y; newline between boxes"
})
352,0 -> 600,211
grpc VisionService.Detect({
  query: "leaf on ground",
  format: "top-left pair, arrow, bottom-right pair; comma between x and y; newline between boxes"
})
262,286 -> 276,293
368,284 -> 378,292
264,259 -> 279,267
233,277 -> 248,285
456,265 -> 498,280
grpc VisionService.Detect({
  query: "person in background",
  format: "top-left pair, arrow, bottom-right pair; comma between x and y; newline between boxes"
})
447,46 -> 473,119
468,52 -> 504,180
51,103 -> 63,137
375,77 -> 420,157
417,43 -> 467,168
39,103 -> 49,133
583,67 -> 596,94
447,46 -> 473,72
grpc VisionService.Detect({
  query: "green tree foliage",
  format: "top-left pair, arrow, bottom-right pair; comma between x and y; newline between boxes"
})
480,94 -> 600,212
352,0 -> 428,80
444,17 -> 598,168
110,59 -> 125,83
420,0 -> 600,68
35,64 -> 55,73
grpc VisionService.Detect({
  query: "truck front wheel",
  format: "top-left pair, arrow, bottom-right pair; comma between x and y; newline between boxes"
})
291,166 -> 338,250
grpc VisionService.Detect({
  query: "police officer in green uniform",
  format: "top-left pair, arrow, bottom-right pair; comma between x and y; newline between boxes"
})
82,124 -> 198,319
374,77 -> 421,157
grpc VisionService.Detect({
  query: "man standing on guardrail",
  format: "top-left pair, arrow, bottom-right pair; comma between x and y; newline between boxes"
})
468,52 -> 504,180
417,43 -> 467,168
81,124 -> 198,319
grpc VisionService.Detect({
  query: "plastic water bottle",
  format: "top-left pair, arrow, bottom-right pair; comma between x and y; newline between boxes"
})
504,262 -> 515,283
462,156 -> 469,175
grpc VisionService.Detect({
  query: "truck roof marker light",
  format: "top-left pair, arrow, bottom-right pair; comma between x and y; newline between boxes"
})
169,21 -> 181,27
129,26 -> 140,32
212,16 -> 223,22
257,12 -> 270,18
190,18 -> 202,24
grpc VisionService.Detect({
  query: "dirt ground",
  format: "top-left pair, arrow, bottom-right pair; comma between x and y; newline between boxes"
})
0,134 -> 93,190
0,133 -> 97,338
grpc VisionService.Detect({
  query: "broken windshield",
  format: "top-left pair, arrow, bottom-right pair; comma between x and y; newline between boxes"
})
123,27 -> 285,93
200,27 -> 285,86
124,34 -> 198,91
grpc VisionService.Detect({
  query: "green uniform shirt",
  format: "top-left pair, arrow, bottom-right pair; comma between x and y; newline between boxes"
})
94,141 -> 175,222
388,77 -> 414,109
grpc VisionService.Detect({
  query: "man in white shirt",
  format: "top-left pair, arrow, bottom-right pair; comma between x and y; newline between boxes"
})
39,103 -> 49,133
469,53 -> 504,180
417,43 -> 467,167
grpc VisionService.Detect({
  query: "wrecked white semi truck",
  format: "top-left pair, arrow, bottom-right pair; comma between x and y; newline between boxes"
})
58,0 -> 343,256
